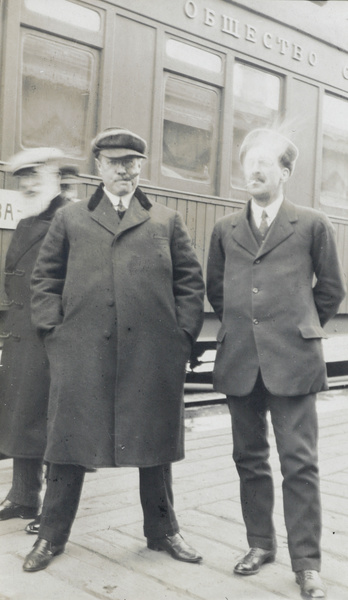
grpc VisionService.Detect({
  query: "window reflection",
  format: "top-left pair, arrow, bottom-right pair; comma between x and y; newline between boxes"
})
21,34 -> 96,158
166,39 -> 222,73
231,63 -> 281,190
25,0 -> 101,31
321,94 -> 348,212
162,76 -> 219,188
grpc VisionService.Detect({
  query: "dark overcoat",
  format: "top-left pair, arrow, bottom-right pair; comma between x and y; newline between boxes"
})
207,199 -> 346,397
31,186 -> 205,468
0,196 -> 67,458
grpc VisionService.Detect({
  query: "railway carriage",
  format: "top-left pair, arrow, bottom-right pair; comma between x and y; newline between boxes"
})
1,0 -> 348,381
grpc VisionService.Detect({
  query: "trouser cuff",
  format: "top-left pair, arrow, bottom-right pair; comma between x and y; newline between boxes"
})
144,526 -> 180,540
247,535 -> 276,552
38,525 -> 69,547
292,558 -> 321,573
6,489 -> 41,509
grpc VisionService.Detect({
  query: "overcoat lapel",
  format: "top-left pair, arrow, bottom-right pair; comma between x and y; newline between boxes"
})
6,195 -> 67,269
6,219 -> 52,270
89,189 -> 151,239
89,194 -> 121,236
114,194 -> 151,239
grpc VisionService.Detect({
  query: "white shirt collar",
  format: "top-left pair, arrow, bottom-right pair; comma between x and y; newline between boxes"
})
251,194 -> 284,228
103,187 -> 133,210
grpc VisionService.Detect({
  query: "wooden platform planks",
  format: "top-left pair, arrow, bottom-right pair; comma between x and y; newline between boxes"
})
0,388 -> 347,600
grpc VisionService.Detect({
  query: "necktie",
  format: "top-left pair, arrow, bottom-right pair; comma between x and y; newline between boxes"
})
259,210 -> 269,238
117,198 -> 126,219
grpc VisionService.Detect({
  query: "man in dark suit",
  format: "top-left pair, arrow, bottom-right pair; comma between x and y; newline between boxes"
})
207,129 -> 346,599
0,148 -> 66,529
23,128 -> 205,572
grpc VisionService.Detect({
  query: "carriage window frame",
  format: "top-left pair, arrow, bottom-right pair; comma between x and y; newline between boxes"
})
18,30 -> 99,170
160,72 -> 221,195
230,61 -> 284,194
320,91 -> 348,218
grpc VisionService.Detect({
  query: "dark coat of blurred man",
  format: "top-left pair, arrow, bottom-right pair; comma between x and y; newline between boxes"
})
23,128 -> 205,572
207,129 -> 346,599
0,148 -> 66,528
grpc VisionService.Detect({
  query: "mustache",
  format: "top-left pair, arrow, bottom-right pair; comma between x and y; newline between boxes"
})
115,172 -> 139,181
247,175 -> 265,185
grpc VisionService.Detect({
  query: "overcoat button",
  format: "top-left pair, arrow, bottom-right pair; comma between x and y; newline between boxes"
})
103,330 -> 111,339
253,319 -> 259,325
107,299 -> 115,306
252,287 -> 259,294
255,259 -> 261,264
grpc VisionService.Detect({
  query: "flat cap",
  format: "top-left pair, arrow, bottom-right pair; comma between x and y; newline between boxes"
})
240,129 -> 299,174
91,127 -> 147,158
60,165 -> 80,183
10,147 -> 65,175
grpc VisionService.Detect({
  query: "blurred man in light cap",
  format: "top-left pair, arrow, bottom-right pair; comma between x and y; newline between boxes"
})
23,127 -> 205,571
0,147 -> 68,531
207,128 -> 346,598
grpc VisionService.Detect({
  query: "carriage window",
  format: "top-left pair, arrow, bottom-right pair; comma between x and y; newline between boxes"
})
231,63 -> 281,190
166,40 -> 222,73
24,0 -> 101,31
321,94 -> 348,212
162,75 -> 220,190
21,34 -> 98,158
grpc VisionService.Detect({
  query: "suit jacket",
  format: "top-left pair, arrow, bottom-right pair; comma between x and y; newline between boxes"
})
30,186 -> 205,468
207,199 -> 346,397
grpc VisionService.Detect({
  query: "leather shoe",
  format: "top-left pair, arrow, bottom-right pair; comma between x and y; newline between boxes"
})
296,570 -> 326,598
0,499 -> 39,521
234,547 -> 276,575
25,514 -> 41,534
23,538 -> 65,572
147,533 -> 202,563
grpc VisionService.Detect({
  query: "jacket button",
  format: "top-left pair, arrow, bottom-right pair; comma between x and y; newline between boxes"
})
252,287 -> 259,294
253,318 -> 259,325
255,259 -> 261,264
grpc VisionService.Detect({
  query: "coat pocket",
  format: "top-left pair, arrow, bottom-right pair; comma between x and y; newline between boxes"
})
152,234 -> 168,245
298,325 -> 328,339
216,325 -> 227,343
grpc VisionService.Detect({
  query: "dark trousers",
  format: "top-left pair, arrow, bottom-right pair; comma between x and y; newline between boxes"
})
38,462 -> 179,546
6,457 -> 43,509
227,373 -> 321,572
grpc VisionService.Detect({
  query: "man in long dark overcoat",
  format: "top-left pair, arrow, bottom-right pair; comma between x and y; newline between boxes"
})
207,129 -> 346,599
23,128 -> 205,572
0,148 -> 66,525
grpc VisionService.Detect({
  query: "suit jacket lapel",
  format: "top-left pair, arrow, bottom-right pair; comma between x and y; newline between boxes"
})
231,199 -> 298,259
256,199 -> 297,259
231,202 -> 259,256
